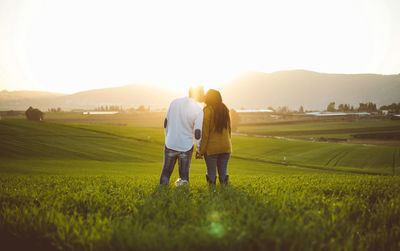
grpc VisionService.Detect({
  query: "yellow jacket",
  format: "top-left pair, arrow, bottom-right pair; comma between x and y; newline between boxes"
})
199,105 -> 232,155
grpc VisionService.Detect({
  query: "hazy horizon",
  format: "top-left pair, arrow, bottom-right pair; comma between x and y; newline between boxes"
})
1,68 -> 400,95
1,69 -> 399,112
1,0 -> 400,94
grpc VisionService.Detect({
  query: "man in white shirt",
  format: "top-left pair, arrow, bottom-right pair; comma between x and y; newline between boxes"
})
160,86 -> 204,185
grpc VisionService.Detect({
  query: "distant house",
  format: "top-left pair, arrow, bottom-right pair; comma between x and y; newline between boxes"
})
25,106 -> 44,121
82,111 -> 119,115
236,109 -> 274,113
381,110 -> 389,116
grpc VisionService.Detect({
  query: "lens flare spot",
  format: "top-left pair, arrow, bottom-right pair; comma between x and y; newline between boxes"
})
209,222 -> 225,238
207,211 -> 225,238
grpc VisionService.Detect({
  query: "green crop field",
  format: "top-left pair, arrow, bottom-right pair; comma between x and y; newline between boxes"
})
1,119 -> 400,250
238,118 -> 400,141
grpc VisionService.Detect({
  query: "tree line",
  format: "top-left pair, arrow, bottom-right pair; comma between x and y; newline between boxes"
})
94,105 -> 124,111
263,101 -> 399,114
94,105 -> 151,112
48,107 -> 62,112
326,102 -> 380,113
379,103 -> 400,114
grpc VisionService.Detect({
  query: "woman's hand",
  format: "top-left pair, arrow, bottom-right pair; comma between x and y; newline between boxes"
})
195,151 -> 203,159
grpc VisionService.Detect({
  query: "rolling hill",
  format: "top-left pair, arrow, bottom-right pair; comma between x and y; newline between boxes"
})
221,70 -> 400,110
1,70 -> 399,110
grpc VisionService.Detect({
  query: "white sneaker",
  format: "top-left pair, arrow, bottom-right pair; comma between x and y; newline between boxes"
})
175,178 -> 189,186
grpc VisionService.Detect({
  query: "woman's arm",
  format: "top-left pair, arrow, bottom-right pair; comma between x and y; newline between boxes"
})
228,119 -> 232,138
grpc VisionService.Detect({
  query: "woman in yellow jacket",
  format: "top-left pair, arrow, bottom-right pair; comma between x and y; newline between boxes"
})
199,89 -> 232,185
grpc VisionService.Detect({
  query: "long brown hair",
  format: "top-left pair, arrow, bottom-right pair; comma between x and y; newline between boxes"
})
204,89 -> 230,133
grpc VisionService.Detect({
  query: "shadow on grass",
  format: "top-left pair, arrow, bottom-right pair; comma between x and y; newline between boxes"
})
0,229 -> 56,251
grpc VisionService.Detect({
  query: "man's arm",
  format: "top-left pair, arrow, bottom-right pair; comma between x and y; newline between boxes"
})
194,109 -> 203,151
164,105 -> 171,134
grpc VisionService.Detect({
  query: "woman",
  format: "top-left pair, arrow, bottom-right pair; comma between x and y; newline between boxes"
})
199,89 -> 232,185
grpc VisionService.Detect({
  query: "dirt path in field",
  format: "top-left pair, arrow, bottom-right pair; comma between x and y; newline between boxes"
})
231,155 -> 386,176
325,150 -> 347,167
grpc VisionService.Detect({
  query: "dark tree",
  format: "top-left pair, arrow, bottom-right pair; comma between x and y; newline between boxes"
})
48,107 -> 62,112
327,102 -> 336,112
357,102 -> 377,112
136,105 -> 149,112
337,104 -> 351,112
299,105 -> 304,113
25,106 -> 43,121
277,106 -> 289,114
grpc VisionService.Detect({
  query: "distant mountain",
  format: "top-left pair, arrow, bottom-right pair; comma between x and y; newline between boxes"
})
54,84 -> 180,110
0,90 -> 63,100
0,90 -> 64,110
221,70 -> 400,110
0,85 -> 180,110
1,70 -> 399,111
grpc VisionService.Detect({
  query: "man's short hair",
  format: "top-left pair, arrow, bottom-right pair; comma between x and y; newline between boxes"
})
189,86 -> 204,102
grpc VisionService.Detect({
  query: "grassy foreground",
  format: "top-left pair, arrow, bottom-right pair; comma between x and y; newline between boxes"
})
1,174 -> 400,250
1,119 -> 400,250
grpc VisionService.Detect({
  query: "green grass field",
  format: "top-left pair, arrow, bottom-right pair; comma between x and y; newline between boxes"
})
44,111 -> 167,127
1,119 -> 400,250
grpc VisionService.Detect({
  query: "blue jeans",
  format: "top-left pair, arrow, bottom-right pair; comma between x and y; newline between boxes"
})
160,146 -> 193,185
204,153 -> 230,184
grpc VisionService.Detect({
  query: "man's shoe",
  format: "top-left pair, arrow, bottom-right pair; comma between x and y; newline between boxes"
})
175,178 -> 189,186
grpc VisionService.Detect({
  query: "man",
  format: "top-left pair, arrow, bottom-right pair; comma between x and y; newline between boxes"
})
159,86 -> 204,185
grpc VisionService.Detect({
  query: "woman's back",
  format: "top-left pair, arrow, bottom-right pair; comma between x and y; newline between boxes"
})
200,105 -> 232,156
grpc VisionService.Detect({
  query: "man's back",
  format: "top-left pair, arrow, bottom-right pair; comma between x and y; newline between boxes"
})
165,97 -> 203,152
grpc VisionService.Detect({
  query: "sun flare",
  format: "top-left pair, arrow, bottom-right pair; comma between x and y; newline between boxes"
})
0,0 -> 399,93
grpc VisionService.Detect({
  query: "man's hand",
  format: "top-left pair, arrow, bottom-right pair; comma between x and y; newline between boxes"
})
195,151 -> 203,159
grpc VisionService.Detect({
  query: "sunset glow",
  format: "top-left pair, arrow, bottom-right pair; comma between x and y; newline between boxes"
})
0,0 -> 399,93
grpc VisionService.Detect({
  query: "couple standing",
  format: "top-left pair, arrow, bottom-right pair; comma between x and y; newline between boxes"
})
160,86 -> 232,186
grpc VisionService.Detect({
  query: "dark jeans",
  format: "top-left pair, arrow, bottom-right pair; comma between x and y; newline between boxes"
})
204,153 -> 230,184
160,146 -> 193,185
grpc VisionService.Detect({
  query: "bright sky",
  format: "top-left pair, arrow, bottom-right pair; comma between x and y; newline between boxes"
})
0,0 -> 399,93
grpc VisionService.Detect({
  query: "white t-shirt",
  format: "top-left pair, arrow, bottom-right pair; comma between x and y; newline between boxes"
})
165,97 -> 203,152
